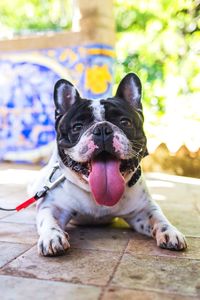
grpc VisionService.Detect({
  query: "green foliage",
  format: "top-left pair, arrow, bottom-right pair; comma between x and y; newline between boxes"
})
114,0 -> 200,115
0,0 -> 72,35
0,0 -> 199,118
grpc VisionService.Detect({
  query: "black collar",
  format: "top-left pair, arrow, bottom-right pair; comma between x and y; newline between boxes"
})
127,166 -> 141,187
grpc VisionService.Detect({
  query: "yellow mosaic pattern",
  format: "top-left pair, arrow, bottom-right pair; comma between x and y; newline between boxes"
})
85,64 -> 112,94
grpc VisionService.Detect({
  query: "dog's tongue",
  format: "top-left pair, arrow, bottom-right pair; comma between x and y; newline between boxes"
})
89,155 -> 125,206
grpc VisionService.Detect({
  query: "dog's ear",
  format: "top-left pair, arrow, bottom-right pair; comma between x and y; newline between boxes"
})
115,73 -> 142,109
54,79 -> 80,117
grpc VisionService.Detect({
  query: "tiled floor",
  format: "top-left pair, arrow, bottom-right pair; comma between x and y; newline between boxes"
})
0,164 -> 200,300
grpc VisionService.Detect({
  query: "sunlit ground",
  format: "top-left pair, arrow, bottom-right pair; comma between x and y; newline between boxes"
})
0,164 -> 199,188
0,164 -> 40,186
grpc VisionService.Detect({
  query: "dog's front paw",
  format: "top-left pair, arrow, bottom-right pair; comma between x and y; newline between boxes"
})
153,223 -> 187,251
38,228 -> 70,256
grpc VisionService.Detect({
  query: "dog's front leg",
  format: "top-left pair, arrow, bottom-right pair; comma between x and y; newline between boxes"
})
124,188 -> 187,251
36,200 -> 71,256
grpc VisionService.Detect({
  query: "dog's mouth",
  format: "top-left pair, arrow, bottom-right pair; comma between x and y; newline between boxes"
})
59,149 -> 138,207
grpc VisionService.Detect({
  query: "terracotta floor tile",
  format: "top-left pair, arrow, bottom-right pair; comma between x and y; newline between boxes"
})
146,177 -> 199,204
1,246 -> 121,286
1,208 -> 36,225
160,204 -> 200,237
0,242 -> 31,268
0,222 -> 37,244
0,275 -> 101,300
126,236 -> 200,259
149,186 -> 189,205
67,226 -> 130,252
111,253 -> 200,296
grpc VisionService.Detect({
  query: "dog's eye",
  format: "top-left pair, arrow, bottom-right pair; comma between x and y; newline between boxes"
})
120,118 -> 132,127
72,123 -> 83,133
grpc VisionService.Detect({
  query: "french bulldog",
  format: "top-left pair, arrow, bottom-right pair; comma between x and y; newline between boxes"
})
32,73 -> 187,256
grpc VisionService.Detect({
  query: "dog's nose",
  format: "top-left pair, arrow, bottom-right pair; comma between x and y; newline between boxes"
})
93,124 -> 113,139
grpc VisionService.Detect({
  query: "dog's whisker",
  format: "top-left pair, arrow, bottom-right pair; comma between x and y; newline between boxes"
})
132,144 -> 145,150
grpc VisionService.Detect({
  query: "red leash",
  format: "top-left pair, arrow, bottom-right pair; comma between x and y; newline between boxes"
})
0,186 -> 49,212
16,196 -> 38,211
15,186 -> 49,211
0,165 -> 65,212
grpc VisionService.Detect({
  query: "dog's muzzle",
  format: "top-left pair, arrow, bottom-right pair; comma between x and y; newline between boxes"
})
91,123 -> 117,159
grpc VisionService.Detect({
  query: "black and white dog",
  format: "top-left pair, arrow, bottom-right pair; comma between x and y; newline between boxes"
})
32,73 -> 187,256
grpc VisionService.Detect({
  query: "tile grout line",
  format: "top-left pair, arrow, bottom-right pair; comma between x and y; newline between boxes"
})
0,272 -> 104,289
100,285 -> 199,298
0,243 -> 37,270
98,237 -> 130,300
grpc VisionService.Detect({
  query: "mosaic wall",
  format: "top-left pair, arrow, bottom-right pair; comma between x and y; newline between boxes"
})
0,44 -> 114,162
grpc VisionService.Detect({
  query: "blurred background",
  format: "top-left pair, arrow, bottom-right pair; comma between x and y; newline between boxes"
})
0,0 -> 199,177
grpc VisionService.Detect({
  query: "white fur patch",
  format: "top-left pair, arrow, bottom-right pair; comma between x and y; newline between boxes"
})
90,100 -> 105,122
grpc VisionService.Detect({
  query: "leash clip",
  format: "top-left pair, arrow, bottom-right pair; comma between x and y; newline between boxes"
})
34,186 -> 49,199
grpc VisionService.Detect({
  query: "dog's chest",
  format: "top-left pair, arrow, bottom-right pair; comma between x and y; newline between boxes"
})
55,175 -> 146,219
